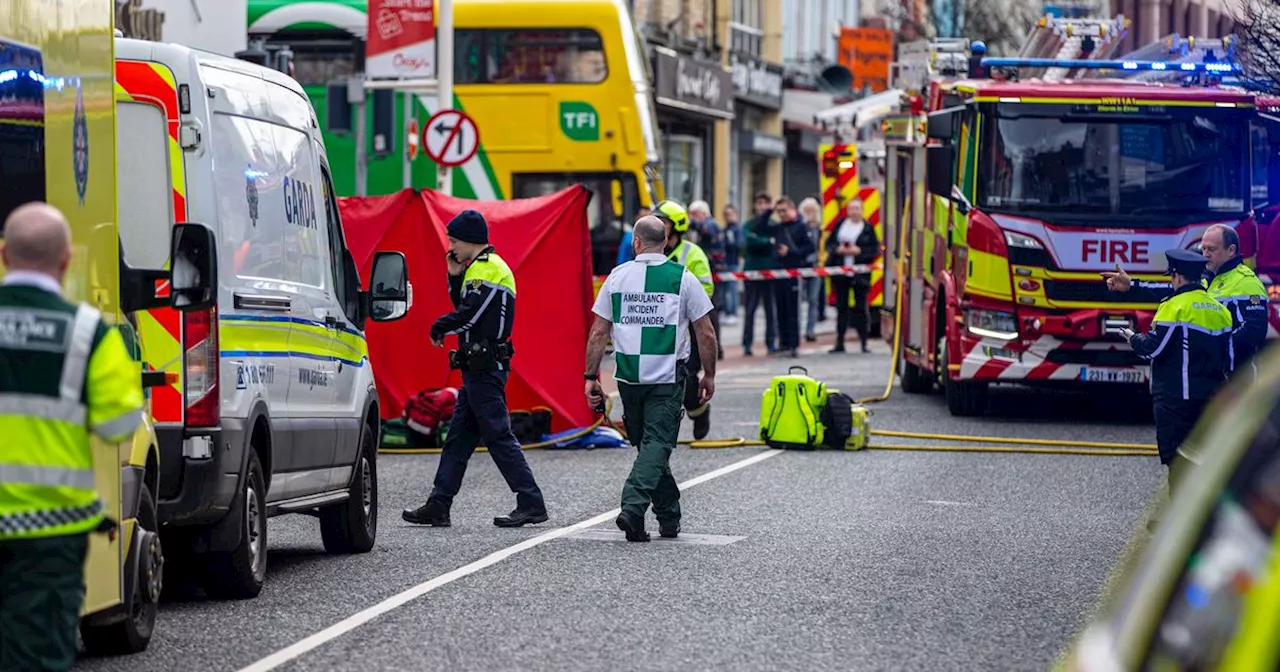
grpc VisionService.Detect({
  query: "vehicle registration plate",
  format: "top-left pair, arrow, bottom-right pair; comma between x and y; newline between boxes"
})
1079,367 -> 1145,384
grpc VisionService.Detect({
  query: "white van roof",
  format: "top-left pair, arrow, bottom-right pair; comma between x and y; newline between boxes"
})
114,37 -> 310,102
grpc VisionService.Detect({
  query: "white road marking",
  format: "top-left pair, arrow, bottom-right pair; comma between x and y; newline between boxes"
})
236,448 -> 784,672
924,500 -> 977,507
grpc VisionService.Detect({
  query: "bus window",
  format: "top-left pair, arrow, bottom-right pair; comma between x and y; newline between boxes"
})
0,41 -> 46,229
455,29 -> 607,85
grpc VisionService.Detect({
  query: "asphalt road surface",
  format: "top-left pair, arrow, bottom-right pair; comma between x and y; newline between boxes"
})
77,323 -> 1161,672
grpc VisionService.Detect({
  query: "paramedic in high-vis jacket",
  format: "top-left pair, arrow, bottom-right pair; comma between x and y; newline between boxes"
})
0,203 -> 143,672
1104,225 -> 1268,378
1120,249 -> 1233,471
584,215 -> 717,542
402,210 -> 548,530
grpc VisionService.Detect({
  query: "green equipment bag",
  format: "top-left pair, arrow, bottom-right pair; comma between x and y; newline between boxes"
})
759,366 -> 828,449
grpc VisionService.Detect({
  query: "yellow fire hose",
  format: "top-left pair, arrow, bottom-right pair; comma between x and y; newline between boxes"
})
381,218 -> 1156,458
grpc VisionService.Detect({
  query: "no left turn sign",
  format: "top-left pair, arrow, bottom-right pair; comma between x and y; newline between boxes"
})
423,109 -> 480,168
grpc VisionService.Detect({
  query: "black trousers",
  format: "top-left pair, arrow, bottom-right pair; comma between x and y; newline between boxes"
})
832,276 -> 871,347
0,533 -> 88,672
773,277 -> 801,351
742,279 -> 775,351
430,370 -> 546,510
683,325 -> 704,412
1153,397 -> 1208,466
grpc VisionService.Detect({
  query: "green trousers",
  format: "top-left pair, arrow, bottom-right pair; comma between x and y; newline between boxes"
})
618,364 -> 687,523
0,533 -> 88,672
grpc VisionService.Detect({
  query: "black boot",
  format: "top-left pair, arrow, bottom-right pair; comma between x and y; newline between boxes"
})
616,511 -> 650,542
860,337 -> 870,353
692,405 -> 711,440
494,506 -> 549,528
402,498 -> 451,526
658,520 -> 681,539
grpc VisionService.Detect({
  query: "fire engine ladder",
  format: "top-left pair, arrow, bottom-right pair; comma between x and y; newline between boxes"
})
1111,33 -> 1240,82
1015,15 -> 1129,80
890,38 -> 970,97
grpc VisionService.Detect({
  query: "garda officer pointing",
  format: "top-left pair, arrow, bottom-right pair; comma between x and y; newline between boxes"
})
653,200 -> 717,441
1120,249 -> 1232,472
402,210 -> 549,529
0,203 -> 143,672
1104,224 -> 1268,377
584,216 -> 717,541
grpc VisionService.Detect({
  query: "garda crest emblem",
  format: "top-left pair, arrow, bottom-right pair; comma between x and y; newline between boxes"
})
1251,295 -> 1263,305
246,166 -> 260,226
73,85 -> 90,204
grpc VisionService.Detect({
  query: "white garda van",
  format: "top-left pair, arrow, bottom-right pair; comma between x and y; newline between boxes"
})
114,38 -> 410,599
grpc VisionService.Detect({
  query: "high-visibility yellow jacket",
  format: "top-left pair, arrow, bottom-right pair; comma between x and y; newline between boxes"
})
0,275 -> 143,540
669,239 -> 714,298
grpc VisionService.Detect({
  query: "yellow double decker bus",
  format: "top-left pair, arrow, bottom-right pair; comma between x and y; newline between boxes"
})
248,0 -> 664,274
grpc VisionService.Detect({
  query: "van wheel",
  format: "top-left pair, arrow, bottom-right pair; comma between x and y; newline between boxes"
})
81,483 -> 162,655
942,336 -> 988,417
205,451 -> 267,599
320,423 -> 378,554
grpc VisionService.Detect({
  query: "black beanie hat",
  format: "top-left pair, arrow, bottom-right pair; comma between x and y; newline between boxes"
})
447,209 -> 488,244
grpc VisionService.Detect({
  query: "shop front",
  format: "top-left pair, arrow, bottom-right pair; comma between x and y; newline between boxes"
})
729,52 -> 785,209
653,47 -> 734,208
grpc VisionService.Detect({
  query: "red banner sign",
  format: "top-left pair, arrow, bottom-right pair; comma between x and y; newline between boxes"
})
366,0 -> 436,79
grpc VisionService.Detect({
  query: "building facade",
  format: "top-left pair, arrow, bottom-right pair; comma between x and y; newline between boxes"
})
1110,0 -> 1240,51
632,0 -> 785,214
119,0 -> 247,56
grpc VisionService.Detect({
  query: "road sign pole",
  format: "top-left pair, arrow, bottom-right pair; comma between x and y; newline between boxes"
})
436,0 -> 454,196
349,74 -> 368,197
403,91 -> 413,189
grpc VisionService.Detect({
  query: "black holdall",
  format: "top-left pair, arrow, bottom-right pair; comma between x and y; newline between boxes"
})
820,392 -> 855,450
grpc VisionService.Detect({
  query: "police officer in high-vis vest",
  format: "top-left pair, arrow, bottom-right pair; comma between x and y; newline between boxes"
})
403,210 -> 548,529
0,203 -> 143,672
1104,224 -> 1268,378
1120,249 -> 1233,470
653,200 -> 717,441
584,215 -> 717,541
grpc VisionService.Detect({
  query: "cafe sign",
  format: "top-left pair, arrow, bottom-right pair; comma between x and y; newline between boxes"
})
654,47 -> 734,120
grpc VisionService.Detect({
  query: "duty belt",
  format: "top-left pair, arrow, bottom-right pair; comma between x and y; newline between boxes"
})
449,339 -> 514,371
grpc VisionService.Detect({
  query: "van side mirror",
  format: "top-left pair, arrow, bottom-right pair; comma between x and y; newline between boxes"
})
926,145 -> 957,200
927,108 -> 959,141
169,223 -> 217,312
366,251 -> 409,322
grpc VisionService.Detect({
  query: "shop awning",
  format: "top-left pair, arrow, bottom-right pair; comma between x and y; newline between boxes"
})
813,89 -> 905,133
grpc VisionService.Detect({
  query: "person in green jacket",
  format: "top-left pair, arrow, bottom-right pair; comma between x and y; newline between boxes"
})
654,200 -> 716,441
0,203 -> 144,672
741,192 -> 780,356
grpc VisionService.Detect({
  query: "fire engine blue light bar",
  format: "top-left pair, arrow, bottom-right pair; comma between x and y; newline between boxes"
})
980,58 -> 1241,73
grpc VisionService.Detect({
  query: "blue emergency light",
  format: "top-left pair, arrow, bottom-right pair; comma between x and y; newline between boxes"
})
980,58 -> 1241,73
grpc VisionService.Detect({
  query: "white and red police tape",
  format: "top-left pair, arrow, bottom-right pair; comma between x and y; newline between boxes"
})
593,264 -> 875,284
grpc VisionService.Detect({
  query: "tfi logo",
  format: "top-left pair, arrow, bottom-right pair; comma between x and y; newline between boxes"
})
559,101 -> 600,141
1082,239 -> 1150,264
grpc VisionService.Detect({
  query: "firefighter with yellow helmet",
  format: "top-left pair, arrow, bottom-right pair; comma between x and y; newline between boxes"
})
653,200 -> 716,440
0,203 -> 144,671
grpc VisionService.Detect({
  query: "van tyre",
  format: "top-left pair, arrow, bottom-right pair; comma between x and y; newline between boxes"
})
320,422 -> 378,554
81,483 -> 161,655
941,337 -> 988,417
205,451 -> 267,599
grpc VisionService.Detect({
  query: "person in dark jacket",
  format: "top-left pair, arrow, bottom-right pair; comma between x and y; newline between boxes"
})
741,192 -> 779,356
769,197 -> 816,357
825,197 -> 880,353
720,205 -> 742,322
1122,249 -> 1233,471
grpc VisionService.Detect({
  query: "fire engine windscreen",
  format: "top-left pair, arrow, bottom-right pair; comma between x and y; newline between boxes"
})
979,106 -> 1248,223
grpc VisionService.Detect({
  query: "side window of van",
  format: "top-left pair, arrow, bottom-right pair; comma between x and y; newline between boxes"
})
319,166 -> 352,317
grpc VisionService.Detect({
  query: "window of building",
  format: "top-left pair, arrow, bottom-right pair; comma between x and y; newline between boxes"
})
455,29 -> 607,85
731,0 -> 764,55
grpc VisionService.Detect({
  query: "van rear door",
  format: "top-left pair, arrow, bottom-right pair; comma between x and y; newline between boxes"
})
115,60 -> 185,429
